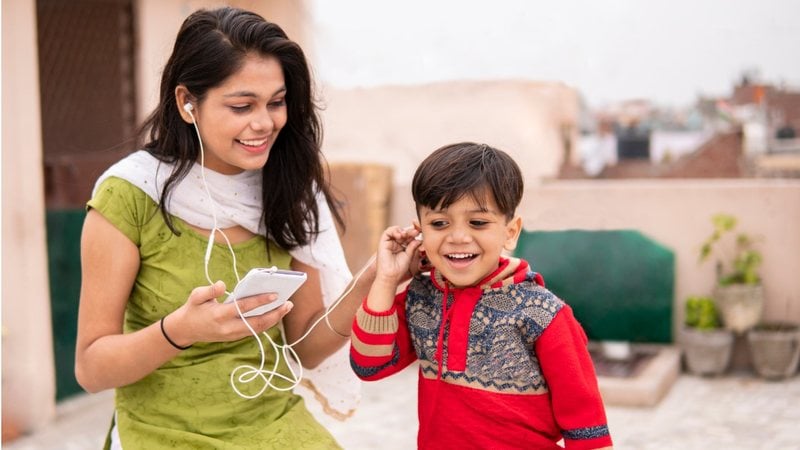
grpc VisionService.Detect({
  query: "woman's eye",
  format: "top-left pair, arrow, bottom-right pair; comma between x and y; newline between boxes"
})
268,98 -> 286,109
230,105 -> 251,113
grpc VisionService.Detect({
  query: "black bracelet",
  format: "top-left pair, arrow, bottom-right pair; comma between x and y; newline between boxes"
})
160,316 -> 191,350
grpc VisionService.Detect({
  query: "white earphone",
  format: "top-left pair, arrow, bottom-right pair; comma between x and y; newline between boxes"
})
184,102 -> 196,124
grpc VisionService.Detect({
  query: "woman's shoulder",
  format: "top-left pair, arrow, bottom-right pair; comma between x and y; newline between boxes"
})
89,176 -> 156,211
87,176 -> 162,245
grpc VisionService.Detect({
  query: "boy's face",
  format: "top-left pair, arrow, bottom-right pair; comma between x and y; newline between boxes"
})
417,193 -> 522,288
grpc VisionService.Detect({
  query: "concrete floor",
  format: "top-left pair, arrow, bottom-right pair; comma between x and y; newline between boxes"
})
5,366 -> 800,450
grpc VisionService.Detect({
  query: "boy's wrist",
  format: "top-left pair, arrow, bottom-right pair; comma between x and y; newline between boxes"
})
373,272 -> 402,289
366,277 -> 400,312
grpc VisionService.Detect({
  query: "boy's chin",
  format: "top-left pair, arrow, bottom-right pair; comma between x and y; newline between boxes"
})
440,272 -> 483,288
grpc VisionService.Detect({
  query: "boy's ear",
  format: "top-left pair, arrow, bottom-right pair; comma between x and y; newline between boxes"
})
503,216 -> 523,252
412,219 -> 424,249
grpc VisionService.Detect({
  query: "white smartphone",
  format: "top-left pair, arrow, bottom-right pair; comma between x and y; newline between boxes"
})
224,267 -> 307,317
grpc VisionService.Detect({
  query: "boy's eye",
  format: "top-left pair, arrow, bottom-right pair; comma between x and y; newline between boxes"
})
430,220 -> 448,228
470,220 -> 489,227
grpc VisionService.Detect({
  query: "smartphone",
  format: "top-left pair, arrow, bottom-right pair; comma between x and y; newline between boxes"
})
224,268 -> 307,317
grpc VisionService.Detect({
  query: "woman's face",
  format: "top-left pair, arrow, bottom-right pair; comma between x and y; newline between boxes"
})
191,53 -> 288,174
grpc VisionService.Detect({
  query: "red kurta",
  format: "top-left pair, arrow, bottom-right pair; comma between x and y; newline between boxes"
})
350,257 -> 612,449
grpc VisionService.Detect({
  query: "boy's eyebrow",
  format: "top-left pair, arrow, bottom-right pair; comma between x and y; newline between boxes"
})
424,206 -> 494,214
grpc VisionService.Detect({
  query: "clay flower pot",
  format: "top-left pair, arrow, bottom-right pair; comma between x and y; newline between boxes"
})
747,322 -> 800,380
681,327 -> 734,376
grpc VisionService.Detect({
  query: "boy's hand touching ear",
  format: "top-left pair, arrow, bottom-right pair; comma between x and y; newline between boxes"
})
375,226 -> 422,285
367,225 -> 422,312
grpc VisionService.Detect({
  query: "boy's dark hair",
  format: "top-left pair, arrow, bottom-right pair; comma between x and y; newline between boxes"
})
138,6 -> 340,251
412,142 -> 523,220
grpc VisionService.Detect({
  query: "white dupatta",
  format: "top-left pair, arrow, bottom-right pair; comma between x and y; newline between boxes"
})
93,150 -> 360,419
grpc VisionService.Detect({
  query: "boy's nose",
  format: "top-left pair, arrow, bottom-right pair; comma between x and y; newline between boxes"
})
447,228 -> 473,244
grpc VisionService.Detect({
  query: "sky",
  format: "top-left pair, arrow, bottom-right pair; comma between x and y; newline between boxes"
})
310,0 -> 800,108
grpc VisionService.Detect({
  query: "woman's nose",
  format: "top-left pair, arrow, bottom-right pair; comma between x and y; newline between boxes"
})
250,109 -> 275,131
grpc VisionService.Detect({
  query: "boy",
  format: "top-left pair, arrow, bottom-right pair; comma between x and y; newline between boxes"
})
350,142 -> 613,449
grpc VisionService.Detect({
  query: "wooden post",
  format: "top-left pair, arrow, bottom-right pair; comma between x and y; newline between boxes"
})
329,163 -> 394,273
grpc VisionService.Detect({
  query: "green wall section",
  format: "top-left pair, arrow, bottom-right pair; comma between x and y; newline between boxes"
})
46,209 -> 86,400
514,229 -> 674,343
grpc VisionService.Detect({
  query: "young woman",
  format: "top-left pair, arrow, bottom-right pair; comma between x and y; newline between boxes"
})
75,7 -> 372,448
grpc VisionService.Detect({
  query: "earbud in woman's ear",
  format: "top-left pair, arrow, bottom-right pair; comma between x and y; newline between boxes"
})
183,103 -> 196,124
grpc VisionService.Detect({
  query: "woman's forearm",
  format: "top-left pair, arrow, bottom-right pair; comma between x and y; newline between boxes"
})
75,321 -> 182,392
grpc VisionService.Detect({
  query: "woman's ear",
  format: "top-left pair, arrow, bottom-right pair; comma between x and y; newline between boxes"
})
175,85 -> 196,124
503,216 -> 523,252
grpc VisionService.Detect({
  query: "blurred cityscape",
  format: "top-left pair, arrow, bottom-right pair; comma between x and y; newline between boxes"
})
568,71 -> 800,179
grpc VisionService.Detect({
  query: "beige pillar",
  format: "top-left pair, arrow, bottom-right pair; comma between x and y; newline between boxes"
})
2,0 -> 57,434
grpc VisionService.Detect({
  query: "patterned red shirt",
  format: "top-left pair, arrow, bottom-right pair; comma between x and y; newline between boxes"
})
350,257 -> 612,449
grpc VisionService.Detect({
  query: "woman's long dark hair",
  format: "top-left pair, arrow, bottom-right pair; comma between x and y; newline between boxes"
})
137,6 -> 341,251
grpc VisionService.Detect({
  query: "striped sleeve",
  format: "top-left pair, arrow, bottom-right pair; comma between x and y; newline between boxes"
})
349,290 -> 417,381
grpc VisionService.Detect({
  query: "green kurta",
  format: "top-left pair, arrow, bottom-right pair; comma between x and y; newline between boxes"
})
89,177 -> 340,449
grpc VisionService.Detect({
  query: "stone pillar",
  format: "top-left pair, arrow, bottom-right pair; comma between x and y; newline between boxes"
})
2,0 -> 57,438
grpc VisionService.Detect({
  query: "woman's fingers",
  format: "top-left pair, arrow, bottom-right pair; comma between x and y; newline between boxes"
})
188,280 -> 227,306
244,301 -> 293,331
228,292 -> 279,317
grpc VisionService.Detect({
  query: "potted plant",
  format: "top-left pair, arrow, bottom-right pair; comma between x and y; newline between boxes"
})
680,295 -> 734,376
747,314 -> 800,380
699,213 -> 764,333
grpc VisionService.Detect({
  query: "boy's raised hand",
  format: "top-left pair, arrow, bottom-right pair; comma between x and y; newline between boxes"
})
367,226 -> 422,312
376,225 -> 422,282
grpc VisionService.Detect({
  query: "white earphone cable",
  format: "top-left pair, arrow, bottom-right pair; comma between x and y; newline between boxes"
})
186,104 -> 364,398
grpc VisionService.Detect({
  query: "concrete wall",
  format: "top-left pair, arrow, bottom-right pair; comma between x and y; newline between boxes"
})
386,178 -> 800,338
320,80 -> 580,187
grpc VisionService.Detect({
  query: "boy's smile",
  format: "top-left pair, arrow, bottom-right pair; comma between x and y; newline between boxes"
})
418,193 -> 522,288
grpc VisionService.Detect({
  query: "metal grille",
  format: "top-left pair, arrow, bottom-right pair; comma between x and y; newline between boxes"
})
37,0 -> 137,208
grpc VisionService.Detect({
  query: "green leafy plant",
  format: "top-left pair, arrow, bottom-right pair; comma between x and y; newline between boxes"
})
699,213 -> 762,286
684,295 -> 722,330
